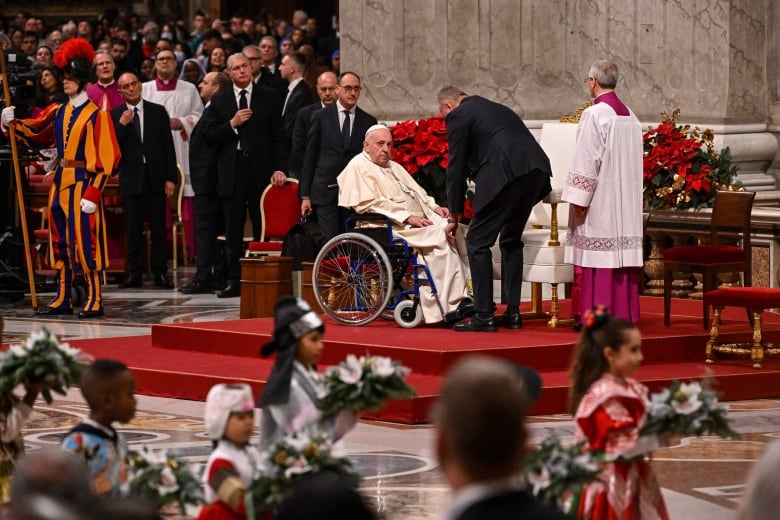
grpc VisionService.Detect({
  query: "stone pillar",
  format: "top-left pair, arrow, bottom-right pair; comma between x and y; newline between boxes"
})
341,0 -> 777,183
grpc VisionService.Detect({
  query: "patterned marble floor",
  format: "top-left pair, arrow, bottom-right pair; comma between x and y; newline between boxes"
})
1,269 -> 777,519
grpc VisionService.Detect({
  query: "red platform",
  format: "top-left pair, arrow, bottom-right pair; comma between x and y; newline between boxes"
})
68,296 -> 780,424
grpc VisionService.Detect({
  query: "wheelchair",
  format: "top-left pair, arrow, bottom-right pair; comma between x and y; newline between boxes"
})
311,213 -> 442,328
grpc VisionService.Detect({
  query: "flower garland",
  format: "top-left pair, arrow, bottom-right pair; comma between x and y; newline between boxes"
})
643,109 -> 739,210
523,436 -> 602,514
318,354 -> 417,420
249,429 -> 359,511
640,379 -> 739,439
0,327 -> 89,403
125,447 -> 204,512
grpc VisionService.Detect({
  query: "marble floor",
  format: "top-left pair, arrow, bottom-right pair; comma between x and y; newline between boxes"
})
1,268 -> 777,519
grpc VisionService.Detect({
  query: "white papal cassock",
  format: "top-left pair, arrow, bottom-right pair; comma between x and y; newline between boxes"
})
338,152 -> 471,324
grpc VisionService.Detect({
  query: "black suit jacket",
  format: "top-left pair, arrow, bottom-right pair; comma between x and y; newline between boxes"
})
300,103 -> 377,206
110,100 -> 178,196
188,104 -> 219,195
283,80 -> 315,142
457,490 -> 574,520
201,84 -> 288,199
445,95 -> 552,214
255,66 -> 287,101
288,101 -> 323,178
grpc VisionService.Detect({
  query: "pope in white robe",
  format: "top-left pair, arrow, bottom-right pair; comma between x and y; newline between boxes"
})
562,60 -> 644,324
337,125 -> 471,324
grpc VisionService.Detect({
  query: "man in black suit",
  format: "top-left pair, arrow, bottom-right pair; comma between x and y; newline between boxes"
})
279,51 -> 314,163
179,71 -> 231,295
300,72 -> 377,241
255,36 -> 287,99
289,71 -> 338,179
435,357 -> 572,520
112,72 -> 178,289
202,53 -> 288,298
439,86 -> 552,332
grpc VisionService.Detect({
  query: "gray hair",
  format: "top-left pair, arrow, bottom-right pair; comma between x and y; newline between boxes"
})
93,49 -> 114,65
588,59 -> 619,89
738,441 -> 780,520
226,52 -> 248,69
437,85 -> 467,104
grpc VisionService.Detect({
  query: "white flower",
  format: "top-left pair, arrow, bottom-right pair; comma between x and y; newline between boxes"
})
573,453 -> 600,473
369,356 -> 396,378
26,329 -> 49,348
527,467 -> 551,496
157,466 -> 180,496
671,382 -> 703,415
9,344 -> 28,358
56,342 -> 82,359
338,355 -> 363,384
145,449 -> 169,466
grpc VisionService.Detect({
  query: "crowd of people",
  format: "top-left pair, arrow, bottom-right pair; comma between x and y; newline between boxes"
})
0,7 -> 342,311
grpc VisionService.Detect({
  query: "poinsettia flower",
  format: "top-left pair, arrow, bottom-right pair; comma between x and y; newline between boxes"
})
671,381 -> 703,415
156,466 -> 180,495
9,344 -> 28,358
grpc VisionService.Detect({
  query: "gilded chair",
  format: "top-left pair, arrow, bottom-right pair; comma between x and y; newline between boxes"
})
246,179 -> 301,257
663,190 -> 755,328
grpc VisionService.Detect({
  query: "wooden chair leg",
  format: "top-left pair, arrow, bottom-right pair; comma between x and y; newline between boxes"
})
751,310 -> 764,369
705,305 -> 722,364
663,265 -> 672,326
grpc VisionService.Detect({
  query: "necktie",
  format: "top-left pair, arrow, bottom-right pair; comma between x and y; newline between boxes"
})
341,110 -> 351,148
133,107 -> 142,142
238,90 -> 248,151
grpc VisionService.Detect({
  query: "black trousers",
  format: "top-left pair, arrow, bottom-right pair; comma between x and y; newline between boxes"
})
466,171 -> 552,314
123,169 -> 167,276
315,204 -> 349,245
192,191 -> 223,283
222,153 -> 261,284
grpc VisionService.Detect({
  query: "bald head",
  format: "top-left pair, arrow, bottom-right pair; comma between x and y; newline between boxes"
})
316,71 -> 338,105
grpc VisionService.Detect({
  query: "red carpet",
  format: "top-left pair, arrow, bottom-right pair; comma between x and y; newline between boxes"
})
69,296 -> 780,423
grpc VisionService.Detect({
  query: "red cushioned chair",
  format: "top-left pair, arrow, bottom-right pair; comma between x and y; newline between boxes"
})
663,190 -> 755,329
246,179 -> 300,257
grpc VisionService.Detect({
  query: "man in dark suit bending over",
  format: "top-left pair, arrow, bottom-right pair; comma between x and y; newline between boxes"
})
112,72 -> 178,289
300,72 -> 377,242
202,53 -> 288,298
439,86 -> 552,332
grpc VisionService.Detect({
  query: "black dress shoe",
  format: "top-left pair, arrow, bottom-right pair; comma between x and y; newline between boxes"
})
503,312 -> 523,329
453,313 -> 498,332
119,274 -> 142,289
216,283 -> 241,298
443,298 -> 474,323
154,273 -> 174,289
78,308 -> 104,319
35,305 -> 72,316
179,279 -> 213,294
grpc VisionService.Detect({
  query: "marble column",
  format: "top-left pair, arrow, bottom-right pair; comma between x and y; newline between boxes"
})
341,0 -> 777,184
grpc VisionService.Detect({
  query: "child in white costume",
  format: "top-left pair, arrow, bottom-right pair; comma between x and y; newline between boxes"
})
198,383 -> 262,520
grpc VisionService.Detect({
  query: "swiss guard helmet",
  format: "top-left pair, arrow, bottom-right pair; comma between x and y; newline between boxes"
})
53,38 -> 95,90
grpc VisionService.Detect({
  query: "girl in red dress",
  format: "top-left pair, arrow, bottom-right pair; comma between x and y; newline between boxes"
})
569,306 -> 670,520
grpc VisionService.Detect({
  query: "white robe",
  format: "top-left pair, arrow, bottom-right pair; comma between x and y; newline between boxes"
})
562,101 -> 644,268
338,152 -> 470,323
141,79 -> 203,196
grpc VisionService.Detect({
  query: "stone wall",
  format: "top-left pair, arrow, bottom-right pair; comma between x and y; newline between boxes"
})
341,0 -> 778,187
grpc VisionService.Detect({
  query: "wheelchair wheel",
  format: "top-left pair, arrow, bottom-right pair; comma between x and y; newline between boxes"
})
313,233 -> 393,326
394,299 -> 423,328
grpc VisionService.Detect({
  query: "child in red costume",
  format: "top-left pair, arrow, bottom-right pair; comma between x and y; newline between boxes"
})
569,306 -> 670,520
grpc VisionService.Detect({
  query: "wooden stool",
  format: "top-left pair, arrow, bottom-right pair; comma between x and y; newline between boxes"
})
704,287 -> 780,368
239,257 -> 293,319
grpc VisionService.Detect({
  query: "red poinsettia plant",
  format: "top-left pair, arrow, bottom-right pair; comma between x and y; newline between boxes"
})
390,116 -> 474,219
643,109 -> 739,210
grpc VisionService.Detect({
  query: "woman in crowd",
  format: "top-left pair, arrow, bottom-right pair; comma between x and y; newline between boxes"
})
179,58 -> 206,86
206,46 -> 226,73
35,45 -> 53,65
138,57 -> 156,82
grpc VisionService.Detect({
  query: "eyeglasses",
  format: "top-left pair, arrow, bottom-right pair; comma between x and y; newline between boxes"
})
157,56 -> 175,62
584,77 -> 594,83
247,57 -> 262,61
341,85 -> 361,92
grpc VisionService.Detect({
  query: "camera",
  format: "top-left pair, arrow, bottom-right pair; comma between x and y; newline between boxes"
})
0,50 -> 41,119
